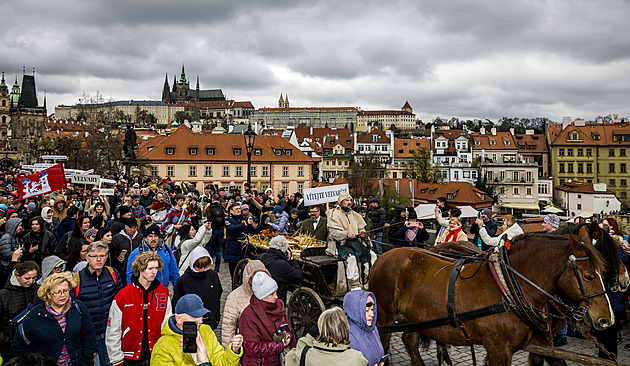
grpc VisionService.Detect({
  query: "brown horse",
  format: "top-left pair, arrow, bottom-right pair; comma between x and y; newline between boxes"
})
370,232 -> 614,366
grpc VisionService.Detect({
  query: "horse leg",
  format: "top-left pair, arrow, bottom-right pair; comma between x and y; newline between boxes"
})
436,343 -> 452,366
484,345 -> 514,366
402,331 -> 425,366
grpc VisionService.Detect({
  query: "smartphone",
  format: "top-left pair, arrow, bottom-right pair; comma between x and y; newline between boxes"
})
182,321 -> 197,353
380,354 -> 389,363
477,211 -> 481,219
119,249 -> 128,257
277,323 -> 289,333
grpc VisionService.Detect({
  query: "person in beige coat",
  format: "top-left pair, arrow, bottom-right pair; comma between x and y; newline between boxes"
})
286,307 -> 368,366
220,260 -> 272,348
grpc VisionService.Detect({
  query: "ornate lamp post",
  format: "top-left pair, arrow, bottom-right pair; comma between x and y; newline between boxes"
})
243,123 -> 257,188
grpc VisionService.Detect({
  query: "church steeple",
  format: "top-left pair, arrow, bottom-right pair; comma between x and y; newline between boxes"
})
278,93 -> 284,108
162,73 -> 171,102
172,75 -> 177,92
43,91 -> 47,112
193,75 -> 200,122
179,63 -> 187,83
0,72 -> 7,94
285,95 -> 289,108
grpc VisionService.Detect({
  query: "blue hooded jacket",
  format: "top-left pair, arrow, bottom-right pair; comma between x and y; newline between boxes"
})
343,290 -> 384,366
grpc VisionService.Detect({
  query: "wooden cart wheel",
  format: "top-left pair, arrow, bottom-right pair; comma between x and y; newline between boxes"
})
231,258 -> 251,290
288,287 -> 325,339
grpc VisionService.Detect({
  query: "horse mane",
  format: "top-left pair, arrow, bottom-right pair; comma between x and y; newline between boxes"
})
510,233 -> 606,276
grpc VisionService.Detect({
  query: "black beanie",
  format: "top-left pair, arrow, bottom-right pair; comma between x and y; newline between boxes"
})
178,224 -> 192,238
145,224 -> 161,238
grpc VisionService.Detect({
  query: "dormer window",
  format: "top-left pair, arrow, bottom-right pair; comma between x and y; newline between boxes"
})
503,139 -> 510,146
489,139 -> 496,146
285,149 -> 292,155
447,193 -> 454,200
206,148 -> 215,155
233,148 -> 241,156
254,149 -> 262,156
189,148 -> 197,155
372,135 -> 378,142
166,147 -> 175,155
474,139 -> 480,146
275,149 -> 282,156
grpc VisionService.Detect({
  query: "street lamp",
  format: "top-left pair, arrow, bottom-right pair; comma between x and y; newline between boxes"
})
243,123 -> 257,188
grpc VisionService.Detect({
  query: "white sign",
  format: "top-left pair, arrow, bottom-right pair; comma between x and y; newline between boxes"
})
100,178 -> 117,184
303,184 -> 350,206
99,188 -> 115,196
41,155 -> 68,160
71,174 -> 101,185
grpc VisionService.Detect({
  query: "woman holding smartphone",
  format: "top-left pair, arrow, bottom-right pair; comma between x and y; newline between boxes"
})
394,208 -> 429,247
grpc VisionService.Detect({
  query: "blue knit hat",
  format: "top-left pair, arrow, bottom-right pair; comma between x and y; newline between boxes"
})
272,205 -> 283,214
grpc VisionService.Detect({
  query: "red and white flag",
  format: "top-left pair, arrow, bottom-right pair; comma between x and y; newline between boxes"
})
17,163 -> 67,200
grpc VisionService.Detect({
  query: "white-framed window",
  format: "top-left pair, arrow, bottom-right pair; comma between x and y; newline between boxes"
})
275,149 -> 282,156
254,149 -> 262,156
189,148 -> 197,155
206,148 -> 215,155
233,148 -> 241,156
298,166 -> 304,177
514,187 -> 519,195
283,166 -> 289,177
526,187 -> 532,195
166,148 -> 175,155
262,166 -> 269,177
189,165 -> 196,177
204,166 -> 212,177
235,166 -> 242,177
282,184 -> 288,194
222,166 -> 229,177
251,166 -> 257,177
167,166 -> 174,177
150,166 -> 158,177
453,171 -> 459,180
285,149 -> 292,155
298,184 -> 303,194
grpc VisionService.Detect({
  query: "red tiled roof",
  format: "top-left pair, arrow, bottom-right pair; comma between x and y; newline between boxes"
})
356,129 -> 390,143
547,122 -> 630,146
514,133 -> 548,153
470,131 -> 517,150
256,107 -> 358,112
415,182 -> 494,205
233,101 -> 255,108
402,101 -> 412,110
433,129 -> 467,140
555,181 -> 615,195
358,110 -> 413,116
394,138 -> 430,158
136,125 -> 317,163
294,128 -> 350,144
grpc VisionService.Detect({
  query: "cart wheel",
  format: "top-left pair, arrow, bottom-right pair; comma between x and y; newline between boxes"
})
232,258 -> 250,290
288,288 -> 325,339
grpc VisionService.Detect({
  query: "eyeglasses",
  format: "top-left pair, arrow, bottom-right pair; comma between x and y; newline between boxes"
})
51,289 -> 70,297
88,254 -> 107,259
53,264 -> 66,272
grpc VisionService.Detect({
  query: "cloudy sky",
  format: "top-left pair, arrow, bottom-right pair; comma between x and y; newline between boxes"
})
2,0 -> 629,122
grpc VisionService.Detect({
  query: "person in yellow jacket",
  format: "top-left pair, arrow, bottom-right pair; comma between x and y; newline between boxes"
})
151,294 -> 243,366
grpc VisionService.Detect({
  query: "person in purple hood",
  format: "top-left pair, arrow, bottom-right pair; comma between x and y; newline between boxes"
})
343,290 -> 385,366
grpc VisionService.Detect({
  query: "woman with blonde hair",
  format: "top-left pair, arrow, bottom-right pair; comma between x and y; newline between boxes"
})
286,307 -> 368,366
11,272 -> 96,366
437,217 -> 468,243
478,216 -> 524,247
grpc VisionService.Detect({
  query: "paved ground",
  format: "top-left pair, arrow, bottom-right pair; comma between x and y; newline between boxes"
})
212,263 -> 630,365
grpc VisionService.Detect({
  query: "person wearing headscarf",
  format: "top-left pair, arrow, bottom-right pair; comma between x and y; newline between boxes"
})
238,272 -> 295,366
41,206 -> 58,237
174,222 -> 212,275
172,247 -> 222,329
343,290 -> 385,366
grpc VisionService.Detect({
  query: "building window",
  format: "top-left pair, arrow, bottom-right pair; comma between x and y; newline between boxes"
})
609,163 -> 615,173
235,166 -> 242,177
298,184 -> 303,194
577,163 -> 583,173
559,163 -> 565,173
298,166 -> 304,177
282,184 -> 288,194
251,166 -> 257,177
285,149 -> 292,155
282,166 -> 289,177
514,187 -> 519,195
621,192 -> 627,198
189,148 -> 197,155
526,187 -> 532,195
609,149 -> 615,157
166,148 -> 175,155
206,148 -> 215,155
586,163 -> 592,173
189,166 -> 196,177
500,187 -> 505,194
332,160 -> 336,166
577,194 -> 582,199
558,149 -> 564,156
577,148 -> 583,156
577,204 -> 582,210
622,179 -> 627,187
567,149 -> 573,156
223,166 -> 229,177
526,171 -> 532,182
586,148 -> 592,156
233,148 -> 241,156
513,171 -> 519,181
621,149 -> 627,157
262,166 -> 269,177
275,149 -> 282,156
167,166 -> 174,177
538,183 -> 548,195
254,149 -> 262,156
150,166 -> 158,177
392,172 -> 398,178
621,163 -> 627,173
609,179 -> 616,187
567,163 -> 573,173
453,171 -> 459,180
204,166 -> 212,177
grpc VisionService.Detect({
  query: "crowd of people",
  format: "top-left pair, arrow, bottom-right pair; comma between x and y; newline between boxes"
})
0,171 -> 628,365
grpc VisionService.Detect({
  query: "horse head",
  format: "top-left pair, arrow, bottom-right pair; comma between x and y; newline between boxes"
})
556,231 -> 613,330
582,223 -> 630,292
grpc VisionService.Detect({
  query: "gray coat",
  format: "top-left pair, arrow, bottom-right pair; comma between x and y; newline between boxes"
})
0,218 -> 22,266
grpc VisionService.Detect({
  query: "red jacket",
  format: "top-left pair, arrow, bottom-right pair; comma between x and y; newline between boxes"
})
105,277 -> 171,365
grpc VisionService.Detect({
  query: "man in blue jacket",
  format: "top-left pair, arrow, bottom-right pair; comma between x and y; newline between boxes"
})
126,224 -> 179,288
73,241 -> 123,366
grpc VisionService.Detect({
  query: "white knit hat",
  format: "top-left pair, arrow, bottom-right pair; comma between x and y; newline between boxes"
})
252,272 -> 278,300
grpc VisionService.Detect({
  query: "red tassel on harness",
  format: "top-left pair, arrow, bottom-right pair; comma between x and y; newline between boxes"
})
505,239 -> 511,251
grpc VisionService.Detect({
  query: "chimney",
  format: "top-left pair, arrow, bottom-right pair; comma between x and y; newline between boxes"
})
596,118 -> 603,124
509,127 -> 515,135
491,127 -> 496,136
562,116 -> 571,130
310,126 -> 313,135
525,129 -> 534,135
574,119 -> 585,127
480,127 -> 486,135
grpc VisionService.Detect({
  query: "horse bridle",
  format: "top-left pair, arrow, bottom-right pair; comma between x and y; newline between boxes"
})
552,254 -> 607,321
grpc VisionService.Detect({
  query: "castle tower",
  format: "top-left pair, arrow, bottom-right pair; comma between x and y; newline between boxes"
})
162,73 -> 171,103
402,101 -> 413,113
285,95 -> 289,108
0,72 -> 10,139
11,70 -> 46,162
278,93 -> 284,108
175,63 -> 190,103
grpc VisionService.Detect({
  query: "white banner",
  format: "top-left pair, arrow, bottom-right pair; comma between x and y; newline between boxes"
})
303,184 -> 350,206
100,178 -> 117,184
41,155 -> 68,160
71,174 -> 101,185
99,188 -> 115,196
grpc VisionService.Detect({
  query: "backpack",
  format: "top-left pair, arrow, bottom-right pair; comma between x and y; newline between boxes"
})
210,205 -> 226,228
73,266 -> 118,298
